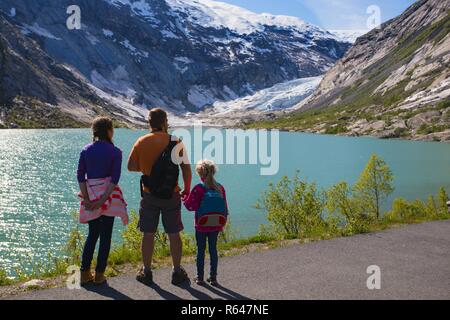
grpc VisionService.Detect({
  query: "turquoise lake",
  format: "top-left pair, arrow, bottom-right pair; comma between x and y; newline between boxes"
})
0,128 -> 449,274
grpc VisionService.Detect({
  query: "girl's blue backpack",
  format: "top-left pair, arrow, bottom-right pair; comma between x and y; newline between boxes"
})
196,184 -> 228,228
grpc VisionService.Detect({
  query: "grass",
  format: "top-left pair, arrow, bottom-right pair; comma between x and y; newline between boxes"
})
0,101 -> 85,129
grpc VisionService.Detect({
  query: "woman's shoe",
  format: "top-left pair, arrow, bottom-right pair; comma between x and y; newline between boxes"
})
94,272 -> 107,285
80,270 -> 94,285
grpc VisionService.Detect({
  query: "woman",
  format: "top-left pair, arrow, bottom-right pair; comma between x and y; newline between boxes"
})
77,117 -> 128,285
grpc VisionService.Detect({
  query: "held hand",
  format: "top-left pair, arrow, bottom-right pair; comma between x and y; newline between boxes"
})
90,199 -> 105,211
88,196 -> 108,211
180,189 -> 190,200
84,199 -> 94,210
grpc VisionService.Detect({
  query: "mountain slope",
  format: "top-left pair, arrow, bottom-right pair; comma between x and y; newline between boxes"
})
0,15 -> 121,128
0,0 -> 350,128
249,0 -> 450,141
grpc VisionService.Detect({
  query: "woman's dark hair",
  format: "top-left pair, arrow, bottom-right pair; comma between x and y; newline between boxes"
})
92,116 -> 113,143
148,108 -> 168,132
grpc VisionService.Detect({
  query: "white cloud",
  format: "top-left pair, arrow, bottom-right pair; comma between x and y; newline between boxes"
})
302,0 -> 370,30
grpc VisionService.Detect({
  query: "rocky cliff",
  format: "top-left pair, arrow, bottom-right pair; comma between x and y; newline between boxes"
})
0,0 -> 350,128
282,0 -> 450,141
0,15 -> 128,128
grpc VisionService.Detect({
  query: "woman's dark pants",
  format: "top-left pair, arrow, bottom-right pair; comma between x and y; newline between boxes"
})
80,216 -> 115,273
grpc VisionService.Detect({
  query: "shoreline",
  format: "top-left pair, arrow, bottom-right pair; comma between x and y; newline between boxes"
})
1,125 -> 449,143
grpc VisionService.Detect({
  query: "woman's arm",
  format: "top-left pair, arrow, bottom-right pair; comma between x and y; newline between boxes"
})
77,151 -> 94,209
79,182 -> 89,200
77,150 -> 87,184
111,148 -> 123,185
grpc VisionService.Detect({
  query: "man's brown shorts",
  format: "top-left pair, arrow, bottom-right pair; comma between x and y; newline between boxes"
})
138,192 -> 184,234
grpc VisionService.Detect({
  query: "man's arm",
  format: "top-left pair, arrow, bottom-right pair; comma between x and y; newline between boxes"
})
180,163 -> 192,197
127,141 -> 140,172
127,156 -> 140,172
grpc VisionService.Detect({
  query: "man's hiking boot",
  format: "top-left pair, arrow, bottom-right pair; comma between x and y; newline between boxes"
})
171,266 -> 189,285
94,272 -> 107,285
80,270 -> 94,285
136,267 -> 153,286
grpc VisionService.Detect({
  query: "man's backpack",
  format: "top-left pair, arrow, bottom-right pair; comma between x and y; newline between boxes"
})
141,135 -> 179,199
196,184 -> 228,228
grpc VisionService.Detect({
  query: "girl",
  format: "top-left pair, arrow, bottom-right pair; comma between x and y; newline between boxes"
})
183,159 -> 229,286
77,117 -> 128,285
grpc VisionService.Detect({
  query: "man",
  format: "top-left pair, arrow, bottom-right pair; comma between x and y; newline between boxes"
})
128,108 -> 192,285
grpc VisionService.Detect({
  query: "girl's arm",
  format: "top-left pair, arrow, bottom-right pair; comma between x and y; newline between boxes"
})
221,186 -> 229,215
183,185 -> 205,211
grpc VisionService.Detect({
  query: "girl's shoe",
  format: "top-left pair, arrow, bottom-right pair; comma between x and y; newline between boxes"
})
194,277 -> 206,286
94,272 -> 107,285
80,270 -> 94,285
207,276 -> 219,287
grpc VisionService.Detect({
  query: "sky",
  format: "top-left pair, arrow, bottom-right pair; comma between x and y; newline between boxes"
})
220,0 -> 415,30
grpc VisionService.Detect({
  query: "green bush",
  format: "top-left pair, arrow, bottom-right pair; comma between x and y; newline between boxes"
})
385,198 -> 428,222
326,182 -> 373,234
0,269 -> 12,286
385,188 -> 449,223
436,100 -> 450,110
256,172 -> 329,239
218,220 -> 237,245
122,211 -> 141,251
109,211 -> 142,265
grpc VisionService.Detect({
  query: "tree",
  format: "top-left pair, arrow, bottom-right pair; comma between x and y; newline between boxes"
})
353,154 -> 394,219
327,182 -> 373,234
438,187 -> 449,214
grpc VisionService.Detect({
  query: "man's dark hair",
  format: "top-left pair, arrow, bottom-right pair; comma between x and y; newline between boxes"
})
148,108 -> 168,131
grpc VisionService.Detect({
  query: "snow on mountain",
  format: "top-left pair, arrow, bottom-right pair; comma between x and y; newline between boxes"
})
0,0 -> 351,127
20,23 -> 62,40
212,76 -> 322,114
329,29 -> 370,44
107,0 -> 159,24
165,0 -> 331,38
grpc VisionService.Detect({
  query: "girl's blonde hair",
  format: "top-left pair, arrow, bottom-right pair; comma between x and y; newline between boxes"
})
196,159 -> 220,191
